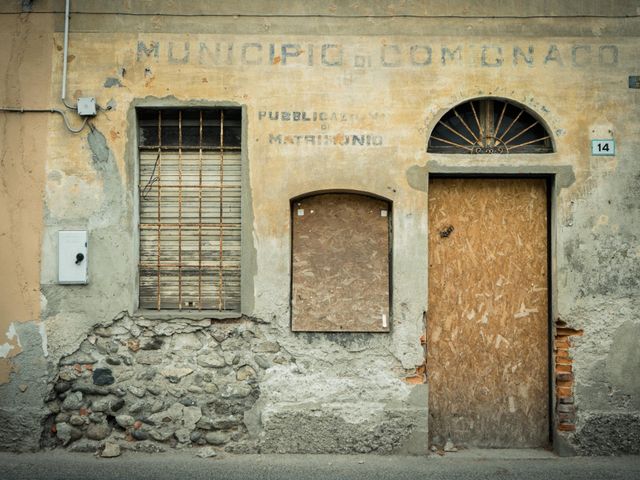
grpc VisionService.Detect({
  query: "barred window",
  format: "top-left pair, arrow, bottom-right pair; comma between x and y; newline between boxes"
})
138,108 -> 241,311
427,98 -> 553,154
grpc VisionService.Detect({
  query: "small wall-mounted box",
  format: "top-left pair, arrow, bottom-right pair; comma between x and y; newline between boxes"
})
58,230 -> 88,284
77,97 -> 97,116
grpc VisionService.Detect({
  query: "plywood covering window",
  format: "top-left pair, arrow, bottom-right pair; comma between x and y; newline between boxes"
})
291,193 -> 391,332
138,108 -> 241,311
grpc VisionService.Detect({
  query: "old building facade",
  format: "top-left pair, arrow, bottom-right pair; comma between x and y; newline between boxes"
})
1,0 -> 639,455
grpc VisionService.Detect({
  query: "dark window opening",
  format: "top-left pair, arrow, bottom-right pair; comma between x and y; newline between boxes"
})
428,99 -> 553,154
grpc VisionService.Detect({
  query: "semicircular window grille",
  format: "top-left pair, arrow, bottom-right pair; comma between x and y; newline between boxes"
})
427,98 -> 553,154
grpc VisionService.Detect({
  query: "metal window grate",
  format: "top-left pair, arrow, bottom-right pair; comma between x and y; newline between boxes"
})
138,108 -> 241,311
427,98 -> 553,154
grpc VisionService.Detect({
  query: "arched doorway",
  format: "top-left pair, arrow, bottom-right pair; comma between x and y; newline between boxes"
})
426,98 -> 554,448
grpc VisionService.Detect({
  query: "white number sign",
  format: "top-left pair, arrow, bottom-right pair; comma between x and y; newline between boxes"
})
591,139 -> 615,156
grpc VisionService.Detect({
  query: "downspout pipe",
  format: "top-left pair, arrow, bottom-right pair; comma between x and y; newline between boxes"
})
61,0 -> 74,109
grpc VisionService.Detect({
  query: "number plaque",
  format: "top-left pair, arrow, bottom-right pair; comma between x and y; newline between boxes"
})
591,139 -> 615,156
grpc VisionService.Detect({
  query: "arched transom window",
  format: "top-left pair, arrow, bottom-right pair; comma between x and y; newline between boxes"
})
427,98 -> 553,154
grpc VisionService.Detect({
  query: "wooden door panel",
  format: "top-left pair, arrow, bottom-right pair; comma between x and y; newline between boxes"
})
427,178 -> 549,447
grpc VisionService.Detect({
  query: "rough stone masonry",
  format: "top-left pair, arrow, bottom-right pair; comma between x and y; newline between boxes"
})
43,313 -> 426,455
45,315 -> 274,453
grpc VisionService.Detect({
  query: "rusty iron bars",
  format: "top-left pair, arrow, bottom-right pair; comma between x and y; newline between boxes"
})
138,108 -> 241,311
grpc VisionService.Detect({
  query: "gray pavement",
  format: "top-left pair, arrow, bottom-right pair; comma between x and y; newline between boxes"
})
1,450 -> 639,480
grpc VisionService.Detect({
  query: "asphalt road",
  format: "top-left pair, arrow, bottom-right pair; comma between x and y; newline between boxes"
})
1,450 -> 639,480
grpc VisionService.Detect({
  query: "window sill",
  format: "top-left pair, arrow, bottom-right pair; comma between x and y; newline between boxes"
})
134,310 -> 242,321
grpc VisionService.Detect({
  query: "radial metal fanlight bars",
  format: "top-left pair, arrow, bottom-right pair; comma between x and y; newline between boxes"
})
427,98 -> 553,154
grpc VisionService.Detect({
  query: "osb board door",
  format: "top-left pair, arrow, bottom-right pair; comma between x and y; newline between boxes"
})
291,193 -> 390,332
427,178 -> 549,448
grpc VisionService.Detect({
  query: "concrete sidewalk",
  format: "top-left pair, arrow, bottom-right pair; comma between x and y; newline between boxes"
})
1,450 -> 639,480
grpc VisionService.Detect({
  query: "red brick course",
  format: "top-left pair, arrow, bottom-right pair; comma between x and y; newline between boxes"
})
555,320 -> 583,433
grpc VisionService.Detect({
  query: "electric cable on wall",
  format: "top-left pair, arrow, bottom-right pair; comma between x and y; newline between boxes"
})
0,107 -> 88,133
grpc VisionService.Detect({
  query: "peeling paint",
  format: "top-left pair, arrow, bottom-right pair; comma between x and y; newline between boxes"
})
0,344 -> 13,358
103,77 -> 122,88
0,323 -> 22,358
6,323 -> 19,343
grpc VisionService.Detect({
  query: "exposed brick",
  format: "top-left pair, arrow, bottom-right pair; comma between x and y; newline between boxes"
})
557,404 -> 575,414
556,358 -> 573,367
404,375 -> 425,385
558,413 -> 575,422
553,322 -> 582,434
556,327 -> 583,337
557,386 -> 572,397
558,423 -> 576,432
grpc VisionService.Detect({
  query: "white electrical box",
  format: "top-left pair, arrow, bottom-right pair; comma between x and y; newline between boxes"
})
77,97 -> 97,116
58,230 -> 88,284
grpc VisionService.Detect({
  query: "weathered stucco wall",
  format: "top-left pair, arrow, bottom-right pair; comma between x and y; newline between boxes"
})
0,7 -> 53,451
1,1 -> 639,455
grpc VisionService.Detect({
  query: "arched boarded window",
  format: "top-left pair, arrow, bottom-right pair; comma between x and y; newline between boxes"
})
427,98 -> 553,154
291,193 -> 391,332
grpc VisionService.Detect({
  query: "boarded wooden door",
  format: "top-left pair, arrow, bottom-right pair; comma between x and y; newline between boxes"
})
427,178 -> 549,448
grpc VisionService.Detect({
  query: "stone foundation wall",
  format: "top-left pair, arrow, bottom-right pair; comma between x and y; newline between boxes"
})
43,312 -> 428,455
44,314 -> 287,453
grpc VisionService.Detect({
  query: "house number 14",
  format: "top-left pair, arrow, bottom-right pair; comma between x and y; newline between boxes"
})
591,139 -> 615,156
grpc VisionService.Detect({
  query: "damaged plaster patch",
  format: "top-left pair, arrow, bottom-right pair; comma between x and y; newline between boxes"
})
573,413 -> 640,455
0,322 -> 49,451
605,321 -> 640,400
405,165 -> 429,192
6,323 -> 20,343
87,127 -> 112,172
86,126 -> 124,228
0,344 -> 13,358
260,405 -> 422,454
44,313 -> 99,368
103,77 -> 123,88
0,323 -> 22,358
